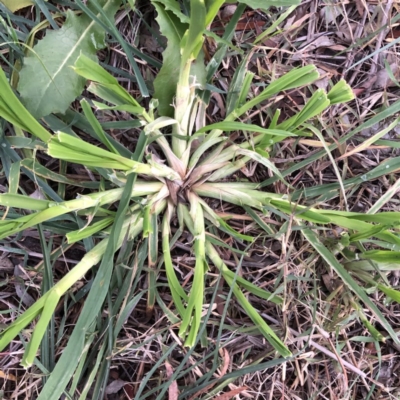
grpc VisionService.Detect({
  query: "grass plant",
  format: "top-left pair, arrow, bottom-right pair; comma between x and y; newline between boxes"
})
1,0 -> 400,398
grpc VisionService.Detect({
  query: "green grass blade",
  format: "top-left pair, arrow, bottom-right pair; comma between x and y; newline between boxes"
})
301,227 -> 400,345
179,194 -> 206,346
205,242 -> 291,357
37,114 -> 151,398
22,290 -> 59,367
66,217 -> 114,243
225,55 -> 250,116
180,0 -> 206,65
162,203 -> 187,315
261,99 -> 400,187
277,89 -> 330,131
196,122 -> 295,137
80,99 -> 118,154
146,210 -> 158,318
37,176 -> 139,399
234,66 -> 319,118
75,0 -> 149,97
0,68 -> 52,142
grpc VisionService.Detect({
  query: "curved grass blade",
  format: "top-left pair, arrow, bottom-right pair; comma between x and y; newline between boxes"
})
75,0 -> 149,97
301,227 -> 400,345
162,203 -> 187,315
206,242 -> 291,357
179,194 -> 206,346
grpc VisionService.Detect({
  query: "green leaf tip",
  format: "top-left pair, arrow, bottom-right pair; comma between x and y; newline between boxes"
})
327,80 -> 355,105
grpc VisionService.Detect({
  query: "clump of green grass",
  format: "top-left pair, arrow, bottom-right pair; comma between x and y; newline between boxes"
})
1,0 -> 400,398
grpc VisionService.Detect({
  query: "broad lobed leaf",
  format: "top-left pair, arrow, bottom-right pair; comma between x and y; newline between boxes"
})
18,0 -> 121,118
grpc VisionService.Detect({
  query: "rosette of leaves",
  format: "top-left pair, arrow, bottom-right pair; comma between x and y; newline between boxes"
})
1,0 -> 400,399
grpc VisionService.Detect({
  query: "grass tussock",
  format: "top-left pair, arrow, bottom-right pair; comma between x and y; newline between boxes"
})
0,1 -> 400,399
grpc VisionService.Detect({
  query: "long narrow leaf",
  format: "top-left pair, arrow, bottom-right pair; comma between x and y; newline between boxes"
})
301,227 -> 400,345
